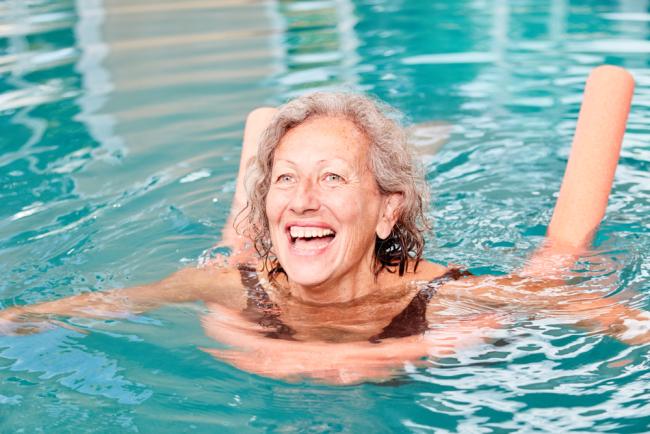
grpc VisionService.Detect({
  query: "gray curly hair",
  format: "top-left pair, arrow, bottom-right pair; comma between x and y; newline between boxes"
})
240,92 -> 430,276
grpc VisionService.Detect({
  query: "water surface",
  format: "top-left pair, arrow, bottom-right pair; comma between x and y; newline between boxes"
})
1,0 -> 649,432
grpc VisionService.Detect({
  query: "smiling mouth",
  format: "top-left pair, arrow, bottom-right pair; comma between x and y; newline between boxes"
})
288,226 -> 336,251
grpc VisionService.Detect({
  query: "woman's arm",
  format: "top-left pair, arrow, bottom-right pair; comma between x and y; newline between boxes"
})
219,107 -> 277,262
0,259 -> 246,333
439,66 -> 648,344
200,304 -> 500,385
1,107 -> 277,331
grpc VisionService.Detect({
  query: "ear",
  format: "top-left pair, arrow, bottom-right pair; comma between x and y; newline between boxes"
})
376,193 -> 403,240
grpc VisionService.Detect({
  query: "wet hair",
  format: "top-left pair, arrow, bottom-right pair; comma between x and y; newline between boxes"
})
240,92 -> 429,277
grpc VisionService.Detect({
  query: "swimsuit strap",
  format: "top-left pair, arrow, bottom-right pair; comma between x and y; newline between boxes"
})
238,264 -> 296,340
369,268 -> 472,342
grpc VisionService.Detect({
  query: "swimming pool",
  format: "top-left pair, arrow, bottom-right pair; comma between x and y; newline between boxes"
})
1,0 -> 649,431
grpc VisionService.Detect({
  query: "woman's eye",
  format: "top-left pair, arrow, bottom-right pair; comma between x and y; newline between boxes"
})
324,173 -> 343,183
275,174 -> 294,184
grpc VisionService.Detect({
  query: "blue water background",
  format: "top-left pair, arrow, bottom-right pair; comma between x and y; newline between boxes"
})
0,0 -> 649,432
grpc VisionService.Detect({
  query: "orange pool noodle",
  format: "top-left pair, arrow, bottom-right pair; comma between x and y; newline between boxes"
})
547,65 -> 634,250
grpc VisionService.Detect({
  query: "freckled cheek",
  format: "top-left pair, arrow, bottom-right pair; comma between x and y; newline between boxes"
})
324,193 -> 377,243
322,194 -> 360,222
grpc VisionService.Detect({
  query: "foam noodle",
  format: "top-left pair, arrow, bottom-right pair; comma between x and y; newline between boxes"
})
547,65 -> 634,250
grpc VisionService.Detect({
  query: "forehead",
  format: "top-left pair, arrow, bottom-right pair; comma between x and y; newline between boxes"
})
274,116 -> 370,164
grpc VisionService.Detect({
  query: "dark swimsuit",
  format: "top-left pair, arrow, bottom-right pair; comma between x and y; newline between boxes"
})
238,265 -> 471,342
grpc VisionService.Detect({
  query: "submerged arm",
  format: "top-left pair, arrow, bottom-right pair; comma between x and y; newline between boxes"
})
0,265 -> 244,331
201,307 -> 499,385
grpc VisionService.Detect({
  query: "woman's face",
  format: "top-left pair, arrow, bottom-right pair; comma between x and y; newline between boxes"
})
265,116 -> 398,290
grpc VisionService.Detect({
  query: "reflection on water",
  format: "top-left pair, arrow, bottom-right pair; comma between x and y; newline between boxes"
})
272,0 -> 361,94
0,0 -> 649,431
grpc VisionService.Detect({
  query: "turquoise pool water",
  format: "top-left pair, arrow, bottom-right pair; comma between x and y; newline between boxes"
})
1,0 -> 649,432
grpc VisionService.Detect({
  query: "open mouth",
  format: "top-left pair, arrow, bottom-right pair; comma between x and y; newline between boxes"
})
288,225 -> 336,251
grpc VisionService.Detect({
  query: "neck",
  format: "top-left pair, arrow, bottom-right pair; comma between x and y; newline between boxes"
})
288,276 -> 376,305
281,256 -> 387,305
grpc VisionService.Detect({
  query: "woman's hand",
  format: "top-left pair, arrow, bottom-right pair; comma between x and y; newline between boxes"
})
0,306 -> 59,335
199,303 -> 500,385
437,271 -> 650,345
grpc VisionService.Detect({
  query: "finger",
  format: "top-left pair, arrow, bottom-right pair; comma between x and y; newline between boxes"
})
0,319 -> 55,336
50,319 -> 89,335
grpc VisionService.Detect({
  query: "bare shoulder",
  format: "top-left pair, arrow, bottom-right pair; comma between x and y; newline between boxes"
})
410,260 -> 449,281
379,260 -> 449,289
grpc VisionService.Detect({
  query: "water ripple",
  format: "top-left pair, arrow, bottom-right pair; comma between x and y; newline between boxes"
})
0,0 -> 649,431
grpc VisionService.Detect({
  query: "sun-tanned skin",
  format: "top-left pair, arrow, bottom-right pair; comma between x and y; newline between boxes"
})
1,66 -> 647,385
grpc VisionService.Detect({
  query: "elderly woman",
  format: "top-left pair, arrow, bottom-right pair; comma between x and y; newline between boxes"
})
1,66 -> 648,383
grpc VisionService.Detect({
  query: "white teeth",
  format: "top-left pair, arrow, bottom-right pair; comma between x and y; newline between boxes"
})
289,226 -> 334,238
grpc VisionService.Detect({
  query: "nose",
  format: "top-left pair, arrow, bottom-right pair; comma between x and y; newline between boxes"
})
289,178 -> 321,214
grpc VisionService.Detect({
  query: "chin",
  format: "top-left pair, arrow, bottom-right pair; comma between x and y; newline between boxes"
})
281,262 -> 331,288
